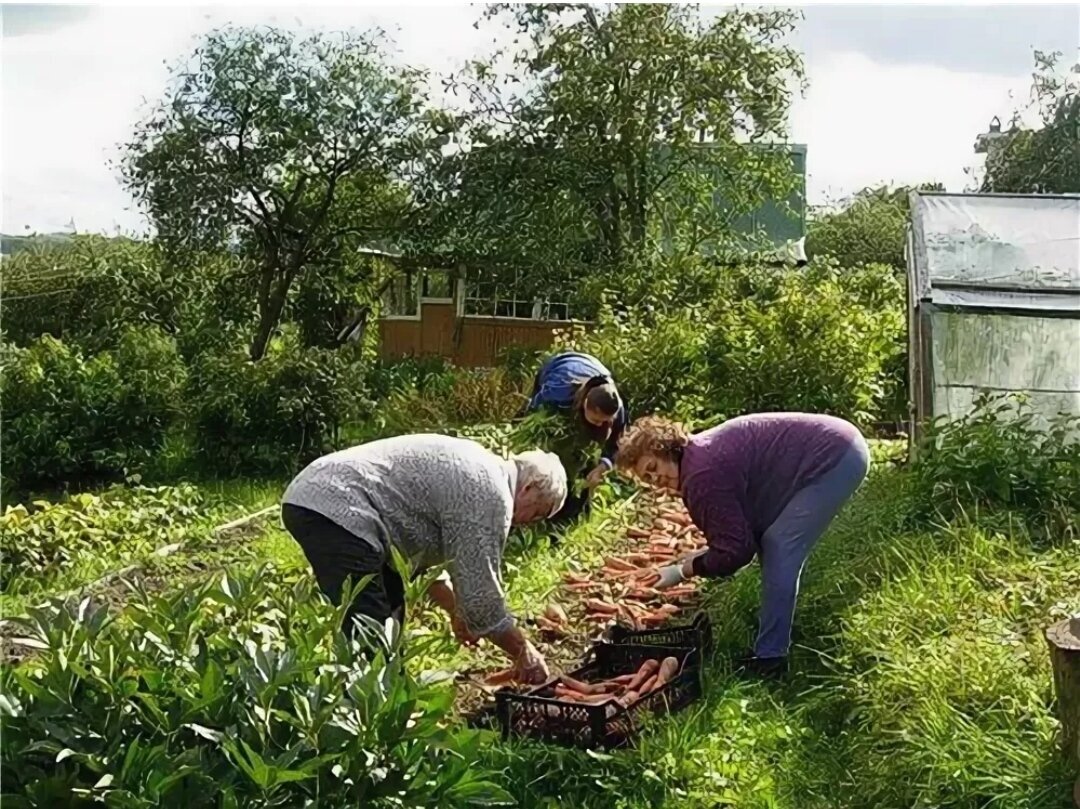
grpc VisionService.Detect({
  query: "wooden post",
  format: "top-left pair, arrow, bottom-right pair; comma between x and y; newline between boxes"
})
1046,616 -> 1080,784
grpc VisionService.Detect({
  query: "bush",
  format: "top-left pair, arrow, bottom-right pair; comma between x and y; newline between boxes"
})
561,260 -> 905,426
910,393 -> 1080,540
1,326 -> 186,493
0,484 -> 208,595
705,261 -> 905,423
380,367 -> 529,434
0,570 -> 511,807
805,184 -> 941,270
186,332 -> 369,476
0,236 -> 248,357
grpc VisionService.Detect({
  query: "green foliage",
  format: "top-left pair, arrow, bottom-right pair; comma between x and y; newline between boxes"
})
910,393 -> 1080,540
982,50 -> 1080,194
1,327 -> 186,493
381,367 -> 529,435
705,261 -> 905,422
0,484 -> 207,596
122,26 -> 436,360
0,571 -> 511,808
557,307 -> 714,424
805,183 -> 942,269
186,332 -> 369,476
416,4 -> 804,279
562,259 -> 906,426
0,236 -> 247,355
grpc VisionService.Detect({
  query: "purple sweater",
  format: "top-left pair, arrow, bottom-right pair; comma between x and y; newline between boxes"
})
683,414 -> 865,579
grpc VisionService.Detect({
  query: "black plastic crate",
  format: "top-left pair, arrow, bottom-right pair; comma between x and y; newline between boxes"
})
609,612 -> 713,655
495,642 -> 701,749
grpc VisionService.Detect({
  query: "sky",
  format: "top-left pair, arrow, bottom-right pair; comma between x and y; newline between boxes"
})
2,3 -> 1078,235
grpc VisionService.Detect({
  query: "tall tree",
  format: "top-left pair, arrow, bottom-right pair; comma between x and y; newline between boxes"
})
122,27 -> 434,360
981,50 -> 1080,194
421,3 -> 804,279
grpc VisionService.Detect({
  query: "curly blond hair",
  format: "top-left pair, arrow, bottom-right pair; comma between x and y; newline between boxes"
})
616,415 -> 691,470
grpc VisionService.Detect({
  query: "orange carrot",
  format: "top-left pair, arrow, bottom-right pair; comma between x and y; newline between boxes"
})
654,656 -> 680,689
536,616 -> 567,634
544,604 -> 568,624
560,675 -> 600,695
626,527 -> 650,539
626,659 -> 660,692
638,674 -> 658,695
605,556 -> 637,571
485,669 -> 516,686
585,598 -> 619,615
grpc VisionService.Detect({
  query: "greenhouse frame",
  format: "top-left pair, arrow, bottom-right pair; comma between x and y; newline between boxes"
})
906,191 -> 1080,445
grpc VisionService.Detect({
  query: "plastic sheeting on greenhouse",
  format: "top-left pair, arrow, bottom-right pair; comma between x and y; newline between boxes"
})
907,192 -> 1080,440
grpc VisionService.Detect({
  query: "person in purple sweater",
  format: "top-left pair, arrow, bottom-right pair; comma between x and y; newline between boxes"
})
616,413 -> 871,677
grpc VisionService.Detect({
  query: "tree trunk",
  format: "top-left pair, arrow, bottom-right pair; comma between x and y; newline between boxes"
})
250,270 -> 292,362
1045,616 -> 1080,774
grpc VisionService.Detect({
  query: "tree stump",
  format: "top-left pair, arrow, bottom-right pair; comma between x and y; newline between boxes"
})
1045,616 -> 1080,782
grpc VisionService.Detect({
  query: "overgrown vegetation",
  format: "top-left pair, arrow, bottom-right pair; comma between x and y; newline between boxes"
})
3,8 -> 1077,806
0,573 -> 512,807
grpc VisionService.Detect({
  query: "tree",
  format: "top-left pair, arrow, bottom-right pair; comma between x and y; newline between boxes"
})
981,51 -> 1080,194
122,27 -> 434,360
418,4 -> 804,283
806,183 -> 943,270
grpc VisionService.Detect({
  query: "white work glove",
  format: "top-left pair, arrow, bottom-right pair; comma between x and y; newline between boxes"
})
653,563 -> 688,590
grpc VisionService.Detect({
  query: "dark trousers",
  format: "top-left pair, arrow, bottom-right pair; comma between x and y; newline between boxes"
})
280,504 -> 405,637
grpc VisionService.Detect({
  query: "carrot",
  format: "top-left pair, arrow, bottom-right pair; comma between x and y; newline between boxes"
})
585,598 -> 618,615
619,690 -> 640,706
655,604 -> 680,616
626,659 -> 660,692
536,616 -> 567,634
660,510 -> 691,526
605,556 -> 637,571
623,552 -> 653,565
626,526 -> 650,539
564,581 -> 595,591
611,673 -> 636,685
544,604 -> 568,624
562,571 -> 589,584
560,675 -> 600,695
485,669 -> 517,686
654,656 -> 680,689
600,566 -> 638,580
638,674 -> 658,695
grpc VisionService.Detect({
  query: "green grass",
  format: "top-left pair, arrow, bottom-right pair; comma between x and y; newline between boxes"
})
4,454 -> 1076,807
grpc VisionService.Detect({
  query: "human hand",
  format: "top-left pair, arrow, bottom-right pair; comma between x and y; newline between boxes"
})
452,614 -> 479,647
585,463 -> 609,489
512,640 -> 550,685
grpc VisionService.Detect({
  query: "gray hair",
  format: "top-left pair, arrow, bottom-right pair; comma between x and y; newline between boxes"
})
511,450 -> 568,517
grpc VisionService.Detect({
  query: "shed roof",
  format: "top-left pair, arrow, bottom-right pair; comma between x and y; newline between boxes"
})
909,192 -> 1080,313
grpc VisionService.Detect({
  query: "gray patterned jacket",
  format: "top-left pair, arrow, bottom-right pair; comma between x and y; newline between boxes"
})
282,434 -> 517,636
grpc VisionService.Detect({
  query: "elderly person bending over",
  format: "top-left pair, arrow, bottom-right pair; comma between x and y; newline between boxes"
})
617,414 -> 870,678
281,434 -> 567,684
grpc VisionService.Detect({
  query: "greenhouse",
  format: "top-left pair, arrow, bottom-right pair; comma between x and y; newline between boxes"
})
907,191 -> 1080,442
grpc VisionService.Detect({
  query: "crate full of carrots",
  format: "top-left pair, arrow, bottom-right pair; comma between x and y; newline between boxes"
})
494,642 -> 701,749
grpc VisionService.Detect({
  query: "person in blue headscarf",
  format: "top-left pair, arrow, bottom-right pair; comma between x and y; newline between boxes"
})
525,351 -> 628,523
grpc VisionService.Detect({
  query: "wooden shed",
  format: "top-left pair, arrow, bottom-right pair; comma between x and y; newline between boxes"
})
377,265 -> 586,368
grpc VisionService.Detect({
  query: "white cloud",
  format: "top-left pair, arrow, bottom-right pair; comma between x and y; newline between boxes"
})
0,8 -> 1046,234
790,50 -> 1035,205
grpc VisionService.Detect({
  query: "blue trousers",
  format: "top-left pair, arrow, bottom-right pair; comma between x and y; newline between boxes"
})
754,440 -> 871,658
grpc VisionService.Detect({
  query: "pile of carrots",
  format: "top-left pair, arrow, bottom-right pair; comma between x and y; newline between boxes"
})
550,656 -> 681,709
560,489 -> 705,631
482,488 -> 703,694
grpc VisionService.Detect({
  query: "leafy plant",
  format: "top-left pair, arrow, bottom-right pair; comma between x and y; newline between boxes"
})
186,330 -> 369,476
0,483 -> 210,598
704,261 -> 904,423
910,393 -> 1080,541
0,569 -> 511,807
1,326 -> 186,494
